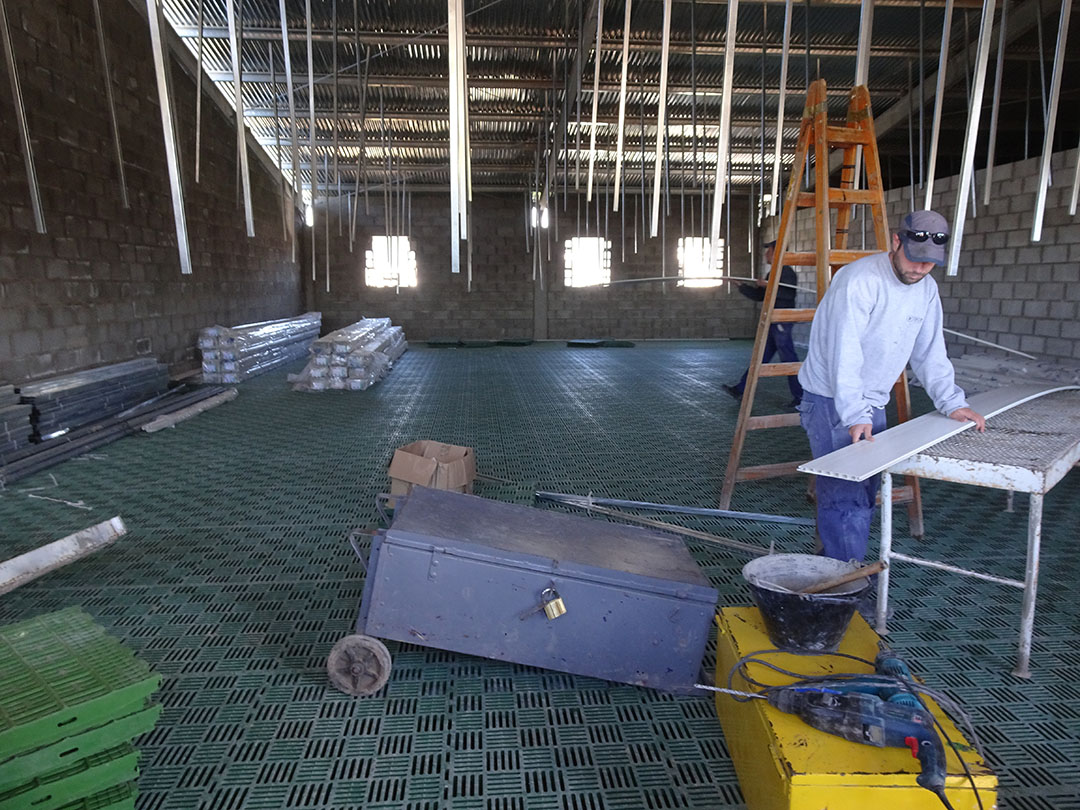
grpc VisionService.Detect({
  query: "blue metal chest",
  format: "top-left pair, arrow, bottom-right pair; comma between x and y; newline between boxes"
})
357,487 -> 719,693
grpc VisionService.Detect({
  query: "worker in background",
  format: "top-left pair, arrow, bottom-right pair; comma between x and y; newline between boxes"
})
798,210 -> 986,564
724,240 -> 804,408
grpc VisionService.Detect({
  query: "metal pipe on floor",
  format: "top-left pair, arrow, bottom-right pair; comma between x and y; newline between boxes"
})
536,492 -> 815,527
541,497 -> 768,557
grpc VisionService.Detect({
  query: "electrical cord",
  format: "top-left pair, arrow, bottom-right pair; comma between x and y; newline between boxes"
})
712,648 -> 985,810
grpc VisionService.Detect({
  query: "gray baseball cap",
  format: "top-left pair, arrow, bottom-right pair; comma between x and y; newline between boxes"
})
897,210 -> 949,265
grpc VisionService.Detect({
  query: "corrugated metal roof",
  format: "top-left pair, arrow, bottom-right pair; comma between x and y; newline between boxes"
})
159,0 -> 1074,195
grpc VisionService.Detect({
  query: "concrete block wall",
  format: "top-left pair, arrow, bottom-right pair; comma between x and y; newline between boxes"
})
312,192 -> 759,340
0,0 -> 301,383
311,194 -> 534,339
775,148 -> 1080,366
895,148 -> 1080,366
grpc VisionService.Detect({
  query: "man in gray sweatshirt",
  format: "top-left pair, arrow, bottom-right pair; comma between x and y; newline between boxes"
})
797,209 -> 985,563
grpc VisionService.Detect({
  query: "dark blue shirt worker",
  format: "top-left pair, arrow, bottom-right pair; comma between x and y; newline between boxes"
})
724,240 -> 804,407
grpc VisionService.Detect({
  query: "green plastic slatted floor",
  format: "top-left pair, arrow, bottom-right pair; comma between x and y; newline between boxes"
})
1,342 -> 1078,810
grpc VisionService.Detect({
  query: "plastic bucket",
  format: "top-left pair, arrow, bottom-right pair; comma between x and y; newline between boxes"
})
742,554 -> 870,652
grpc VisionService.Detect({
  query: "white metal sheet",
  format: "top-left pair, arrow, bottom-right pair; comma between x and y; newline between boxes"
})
797,384 -> 1080,482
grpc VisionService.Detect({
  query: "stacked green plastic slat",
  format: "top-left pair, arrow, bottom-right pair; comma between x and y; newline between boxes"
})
0,609 -> 160,810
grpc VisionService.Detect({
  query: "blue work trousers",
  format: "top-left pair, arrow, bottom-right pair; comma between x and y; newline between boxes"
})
798,391 -> 887,563
735,323 -> 804,401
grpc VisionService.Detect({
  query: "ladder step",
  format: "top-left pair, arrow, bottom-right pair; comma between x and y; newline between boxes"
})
747,413 -> 802,430
795,188 -> 880,208
825,125 -> 873,145
735,461 -> 805,481
771,308 -> 816,323
783,249 -> 879,267
758,362 -> 802,377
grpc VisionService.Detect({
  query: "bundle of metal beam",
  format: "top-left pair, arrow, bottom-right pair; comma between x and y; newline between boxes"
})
291,317 -> 408,392
199,312 -> 321,383
0,385 -> 32,455
17,359 -> 169,441
0,384 -> 231,486
0,608 -> 161,809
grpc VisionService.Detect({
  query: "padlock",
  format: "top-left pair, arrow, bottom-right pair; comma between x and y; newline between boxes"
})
541,587 -> 566,620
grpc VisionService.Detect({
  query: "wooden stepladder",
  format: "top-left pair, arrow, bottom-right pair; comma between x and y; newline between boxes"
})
718,79 -> 923,538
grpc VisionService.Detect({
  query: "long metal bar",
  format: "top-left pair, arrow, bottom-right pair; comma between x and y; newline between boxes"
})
650,0 -> 673,237
612,0 -> 632,211
769,0 -> 793,217
226,0 -> 255,236
146,0 -> 191,273
448,0 -> 462,273
709,0 -> 739,268
550,500 -> 769,557
332,0 -> 340,237
983,0 -> 1007,206
923,0 -> 954,208
278,0 -> 299,199
854,0 -> 874,85
306,0 -> 316,279
1071,133 -> 1080,216
945,0 -> 995,276
92,0 -> 128,208
888,551 -> 1024,588
586,0 -> 604,202
0,0 -> 45,233
535,491 -> 815,526
458,0 -> 471,219
195,0 -> 204,183
350,36 -> 370,243
1030,0 -> 1071,242
270,42 -> 287,241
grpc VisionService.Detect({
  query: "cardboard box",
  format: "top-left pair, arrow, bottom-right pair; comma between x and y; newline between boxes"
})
388,440 -> 476,503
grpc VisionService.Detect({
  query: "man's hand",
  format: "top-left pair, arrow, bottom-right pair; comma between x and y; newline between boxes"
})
755,278 -> 768,288
949,407 -> 986,432
849,424 -> 874,443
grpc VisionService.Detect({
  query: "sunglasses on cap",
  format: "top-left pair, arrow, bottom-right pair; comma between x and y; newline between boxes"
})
904,230 -> 948,246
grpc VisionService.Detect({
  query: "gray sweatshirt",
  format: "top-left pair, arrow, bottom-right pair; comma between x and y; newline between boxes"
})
797,251 -> 968,428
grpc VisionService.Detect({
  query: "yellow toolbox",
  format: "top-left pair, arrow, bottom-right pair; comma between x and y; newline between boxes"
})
713,607 -> 997,810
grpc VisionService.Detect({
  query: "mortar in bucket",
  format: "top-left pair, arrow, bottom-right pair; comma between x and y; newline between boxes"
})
742,554 -> 870,652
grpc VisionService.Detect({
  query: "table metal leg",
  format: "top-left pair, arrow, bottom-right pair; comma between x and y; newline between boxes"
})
876,471 -> 892,635
1012,492 -> 1043,678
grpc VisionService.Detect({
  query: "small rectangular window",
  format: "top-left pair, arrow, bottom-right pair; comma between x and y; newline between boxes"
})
677,236 -> 722,287
365,235 -> 417,287
564,237 -> 611,287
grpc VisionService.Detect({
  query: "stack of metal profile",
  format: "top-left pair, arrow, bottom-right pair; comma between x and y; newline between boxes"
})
0,385 -> 32,456
291,317 -> 408,391
0,608 -> 161,810
17,360 -> 169,441
199,312 -> 322,383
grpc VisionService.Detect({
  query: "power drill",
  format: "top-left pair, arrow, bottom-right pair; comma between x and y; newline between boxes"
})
768,686 -> 953,809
